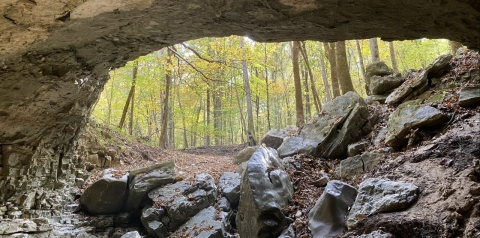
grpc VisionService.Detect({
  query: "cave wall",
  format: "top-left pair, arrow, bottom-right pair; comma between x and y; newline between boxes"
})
0,0 -> 479,217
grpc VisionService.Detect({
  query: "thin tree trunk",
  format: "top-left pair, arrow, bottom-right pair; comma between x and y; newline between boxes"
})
159,49 -> 172,149
264,43 -> 271,130
324,42 -> 340,97
128,62 -> 137,135
240,37 -> 256,145
302,69 -> 311,119
318,43 -> 332,101
292,41 -> 305,127
335,41 -> 356,94
300,42 -> 321,112
388,41 -> 399,72
118,60 -> 138,130
234,72 -> 247,143
369,38 -> 380,63
106,70 -> 116,127
205,88 -> 211,146
355,40 -> 367,83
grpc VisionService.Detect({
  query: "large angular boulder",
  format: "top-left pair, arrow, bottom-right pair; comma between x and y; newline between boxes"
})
335,151 -> 385,180
369,74 -> 404,95
458,86 -> 480,107
277,91 -> 369,159
218,172 -> 241,204
170,206 -> 222,238
261,126 -> 298,149
141,173 -> 217,237
126,161 -> 175,212
80,169 -> 129,215
236,146 -> 293,238
365,61 -> 395,95
346,178 -> 419,229
386,53 -> 452,105
385,99 -> 446,147
233,146 -> 257,165
308,180 -> 357,238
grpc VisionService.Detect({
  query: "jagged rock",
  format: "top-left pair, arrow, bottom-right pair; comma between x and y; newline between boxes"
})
346,178 -> 419,229
126,161 -> 175,212
365,94 -> 389,104
218,197 -> 231,212
220,210 -> 236,237
80,169 -> 128,215
386,53 -> 452,105
0,218 -> 51,235
369,74 -> 404,95
236,161 -> 248,175
218,172 -> 241,204
365,61 -> 395,95
310,176 -> 329,187
459,86 -> 480,107
233,146 -> 257,165
355,230 -> 394,238
348,141 -> 370,157
335,151 -> 385,180
121,231 -> 141,238
142,173 -> 217,237
385,99 -> 446,147
278,224 -> 295,238
236,146 -> 293,238
261,126 -> 298,149
278,91 -> 369,159
170,206 -> 222,238
308,180 -> 357,238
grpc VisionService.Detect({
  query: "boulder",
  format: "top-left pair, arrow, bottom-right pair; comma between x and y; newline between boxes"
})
335,151 -> 385,180
369,74 -> 404,95
385,99 -> 446,147
355,230 -> 394,238
261,126 -> 298,149
347,141 -> 370,157
278,224 -> 296,238
233,146 -> 257,165
308,180 -> 357,238
120,231 -> 141,238
346,178 -> 419,229
0,218 -> 51,235
126,160 -> 175,212
365,61 -> 395,95
218,172 -> 241,204
386,53 -> 452,105
277,91 -> 369,159
365,94 -> 389,104
141,173 -> 217,237
459,86 -> 480,107
170,206 -> 222,238
80,169 -> 128,215
236,146 -> 293,238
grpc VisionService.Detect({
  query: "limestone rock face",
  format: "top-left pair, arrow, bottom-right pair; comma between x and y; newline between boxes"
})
125,161 -> 176,212
308,180 -> 357,238
80,169 -> 129,215
385,99 -> 446,147
278,91 -> 369,159
236,146 -> 293,238
141,173 -> 217,237
346,178 -> 419,229
261,126 -> 298,149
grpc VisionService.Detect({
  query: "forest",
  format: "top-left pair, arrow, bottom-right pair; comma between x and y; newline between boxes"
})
91,37 -> 454,149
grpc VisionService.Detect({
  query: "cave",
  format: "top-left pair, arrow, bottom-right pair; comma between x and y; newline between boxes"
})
0,0 -> 479,217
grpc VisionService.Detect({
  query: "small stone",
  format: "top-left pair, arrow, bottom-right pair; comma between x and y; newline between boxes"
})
458,86 -> 480,107
295,211 -> 302,217
310,177 -> 329,187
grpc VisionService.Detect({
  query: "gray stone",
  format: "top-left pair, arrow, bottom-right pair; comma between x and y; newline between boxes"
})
348,141 -> 370,157
142,173 -> 217,236
335,151 -> 385,180
310,176 -> 329,187
75,178 -> 85,186
369,73 -> 403,95
308,180 -> 357,238
236,161 -> 248,175
126,161 -> 175,212
121,231 -> 141,238
459,86 -> 480,107
366,61 -> 395,78
80,169 -> 129,215
0,218 -> 52,235
171,206 -> 222,238
278,224 -> 295,238
218,197 -> 231,212
385,99 -> 446,147
386,53 -> 452,105
218,172 -> 241,204
365,94 -> 389,105
278,91 -> 369,159
261,126 -> 298,149
236,146 -> 293,238
346,178 -> 419,229
233,146 -> 257,165
356,230 -> 394,238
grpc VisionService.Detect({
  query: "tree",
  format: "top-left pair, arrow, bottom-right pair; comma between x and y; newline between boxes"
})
389,41 -> 399,72
292,41 -> 305,127
118,60 -> 138,131
240,37 -> 256,145
299,42 -> 321,113
369,38 -> 380,63
324,42 -> 340,97
355,40 -> 367,84
159,48 -> 173,149
335,41 -> 356,94
317,42 -> 332,101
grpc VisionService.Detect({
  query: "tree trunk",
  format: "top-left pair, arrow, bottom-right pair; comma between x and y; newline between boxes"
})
205,88 -> 211,146
369,38 -> 380,63
300,42 -> 321,113
213,81 -> 222,145
106,70 -> 116,127
388,41 -> 399,72
355,40 -> 367,84
128,61 -> 138,136
335,41 -> 356,94
292,41 -> 305,127
318,43 -> 332,102
302,68 -> 311,119
159,49 -> 172,149
324,42 -> 340,97
449,40 -> 462,55
264,43 -> 271,130
118,60 -> 138,130
240,37 -> 256,146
